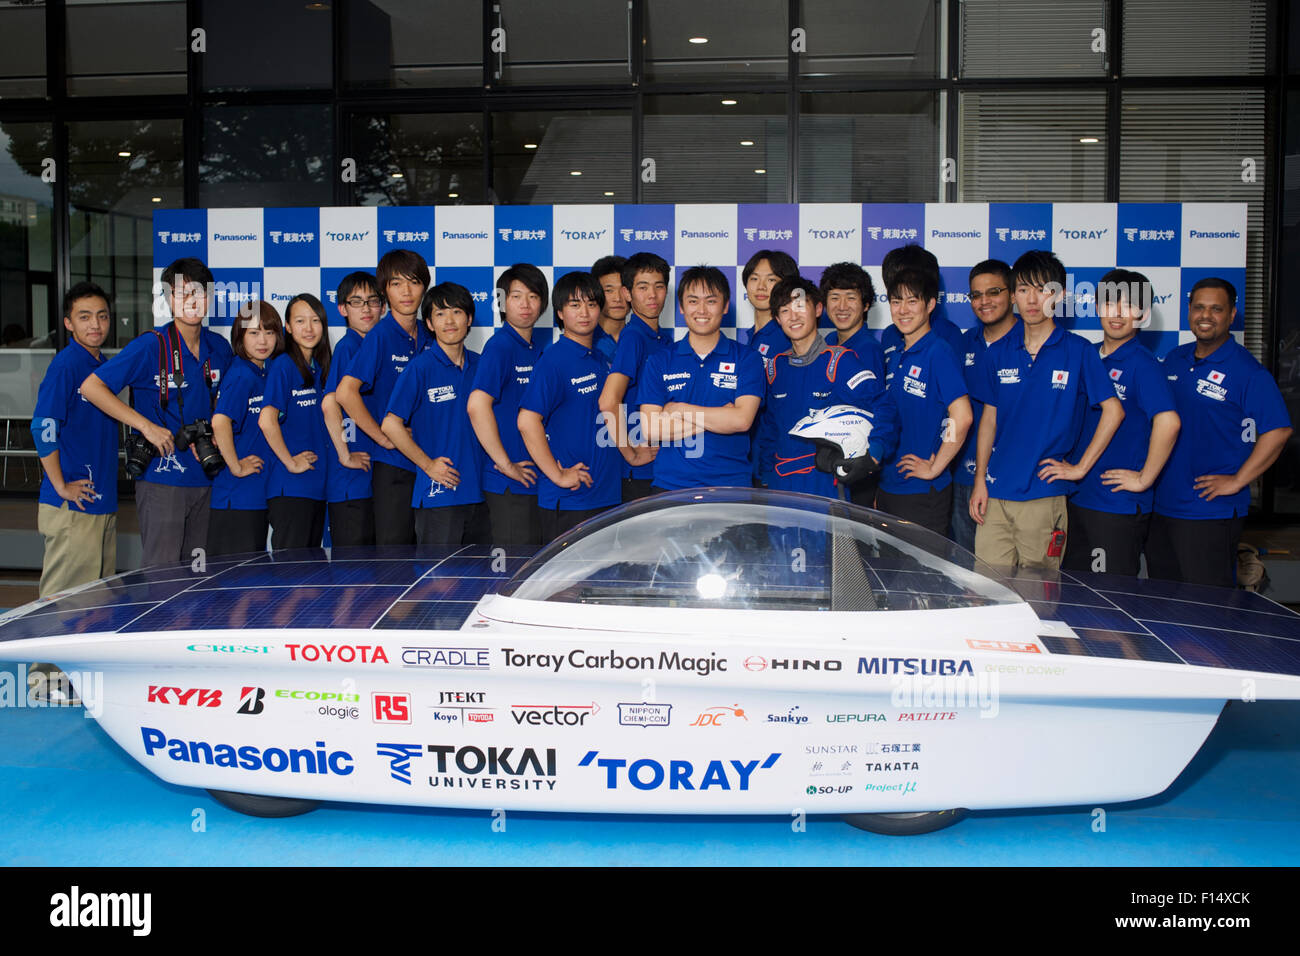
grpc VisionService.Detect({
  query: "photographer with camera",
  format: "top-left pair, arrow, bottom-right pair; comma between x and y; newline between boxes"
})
81,257 -> 234,568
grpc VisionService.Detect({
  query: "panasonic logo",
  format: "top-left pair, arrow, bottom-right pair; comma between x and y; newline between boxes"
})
212,233 -> 257,242
442,231 -> 489,240
930,230 -> 981,239
680,230 -> 729,239
1189,230 -> 1241,239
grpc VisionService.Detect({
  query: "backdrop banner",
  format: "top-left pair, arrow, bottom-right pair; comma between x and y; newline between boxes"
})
153,202 -> 1248,357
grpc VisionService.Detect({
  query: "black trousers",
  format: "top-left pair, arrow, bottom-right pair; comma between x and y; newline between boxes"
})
622,478 -> 655,503
1145,512 -> 1246,589
372,461 -> 416,545
876,485 -> 954,538
268,496 -> 326,551
1062,502 -> 1150,577
328,498 -> 376,548
414,503 -> 491,548
847,474 -> 880,510
484,489 -> 541,547
540,505 -> 611,542
206,508 -> 268,557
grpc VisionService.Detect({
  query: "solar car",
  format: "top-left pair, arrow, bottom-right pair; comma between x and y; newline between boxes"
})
2,488 -> 1297,835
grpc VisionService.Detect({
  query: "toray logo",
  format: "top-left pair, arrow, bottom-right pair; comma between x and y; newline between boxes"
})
579,751 -> 781,790
1059,228 -> 1107,240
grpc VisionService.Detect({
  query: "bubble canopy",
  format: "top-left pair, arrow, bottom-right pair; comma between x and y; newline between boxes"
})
499,489 -> 1022,613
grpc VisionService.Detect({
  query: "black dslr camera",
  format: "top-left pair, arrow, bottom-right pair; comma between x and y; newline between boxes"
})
123,419 -> 224,479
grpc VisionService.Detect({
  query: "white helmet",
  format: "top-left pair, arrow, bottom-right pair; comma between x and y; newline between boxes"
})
789,405 -> 875,479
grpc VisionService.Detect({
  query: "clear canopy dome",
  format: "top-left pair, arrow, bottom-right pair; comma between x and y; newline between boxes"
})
500,488 -> 1022,612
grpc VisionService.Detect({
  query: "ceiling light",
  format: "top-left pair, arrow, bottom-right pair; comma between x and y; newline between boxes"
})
754,169 -> 766,174
570,170 -> 582,176
448,192 -> 459,198
117,151 -> 131,158
740,140 -> 754,146
689,37 -> 708,44
151,197 -> 161,203
391,171 -> 404,178
603,191 -> 615,196
524,143 -> 538,149
1079,137 -> 1100,144
721,99 -> 737,106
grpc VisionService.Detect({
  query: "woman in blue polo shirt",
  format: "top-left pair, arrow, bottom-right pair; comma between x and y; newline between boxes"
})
878,268 -> 972,537
208,299 -> 283,556
382,282 -> 487,548
259,293 -> 332,550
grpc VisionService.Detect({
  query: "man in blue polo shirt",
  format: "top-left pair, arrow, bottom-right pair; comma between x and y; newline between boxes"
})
877,268 -> 972,537
951,259 -> 1019,552
336,249 -> 430,545
821,261 -> 888,506
762,276 -> 899,498
1147,277 -> 1291,587
598,251 -> 671,501
738,250 -> 798,487
1063,269 -> 1180,577
81,257 -> 233,569
467,262 -> 550,547
34,281 -> 119,597
969,250 -> 1124,571
382,282 -> 486,548
880,243 -> 965,363
521,272 -> 653,541
640,266 -> 765,490
322,271 -> 383,547
591,255 -> 628,364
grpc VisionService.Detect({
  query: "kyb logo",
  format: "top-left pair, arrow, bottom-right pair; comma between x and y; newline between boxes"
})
689,705 -> 747,728
49,886 -> 151,937
372,692 -> 412,724
579,751 -> 780,790
285,643 -> 388,664
510,702 -> 598,727
146,686 -> 221,707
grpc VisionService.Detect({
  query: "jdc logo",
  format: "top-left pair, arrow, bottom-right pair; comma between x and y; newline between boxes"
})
689,705 -> 747,727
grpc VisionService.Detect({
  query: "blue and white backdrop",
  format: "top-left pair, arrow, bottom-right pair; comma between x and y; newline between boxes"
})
153,202 -> 1248,358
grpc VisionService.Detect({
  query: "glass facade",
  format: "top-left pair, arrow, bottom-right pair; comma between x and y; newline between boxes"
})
0,0 -> 1293,517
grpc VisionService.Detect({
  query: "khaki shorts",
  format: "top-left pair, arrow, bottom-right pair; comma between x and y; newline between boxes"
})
975,496 -> 1067,572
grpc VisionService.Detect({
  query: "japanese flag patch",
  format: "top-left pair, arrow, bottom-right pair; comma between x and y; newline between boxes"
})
1207,370 -> 1225,385
1109,368 -> 1122,381
1051,370 -> 1069,385
908,365 -> 922,378
719,362 -> 735,373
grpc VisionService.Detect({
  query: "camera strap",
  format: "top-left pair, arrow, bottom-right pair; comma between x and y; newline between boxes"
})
155,323 -> 214,417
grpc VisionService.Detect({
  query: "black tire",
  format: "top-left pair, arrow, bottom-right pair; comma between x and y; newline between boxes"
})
841,809 -> 968,835
207,789 -> 320,818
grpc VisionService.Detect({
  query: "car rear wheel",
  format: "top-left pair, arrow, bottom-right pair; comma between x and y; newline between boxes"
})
207,789 -> 320,818
841,809 -> 968,835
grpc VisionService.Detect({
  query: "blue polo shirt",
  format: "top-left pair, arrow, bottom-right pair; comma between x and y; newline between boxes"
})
346,314 -> 430,472
387,345 -> 484,509
882,313 -> 964,375
1154,338 -> 1291,520
521,335 -> 621,511
880,331 -> 967,496
472,323 -> 548,496
263,352 -> 328,501
763,344 -> 900,498
32,340 -> 118,515
593,325 -> 619,364
639,335 -> 766,490
211,357 -> 271,511
973,323 -> 1116,502
610,314 -> 673,481
95,322 -> 234,487
324,329 -> 373,504
1070,338 -> 1175,515
743,321 -> 792,483
953,323 -> 1020,487
827,325 -> 886,373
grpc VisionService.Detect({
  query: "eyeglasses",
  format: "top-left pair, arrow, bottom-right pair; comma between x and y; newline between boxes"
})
345,296 -> 383,309
968,287 -> 1007,301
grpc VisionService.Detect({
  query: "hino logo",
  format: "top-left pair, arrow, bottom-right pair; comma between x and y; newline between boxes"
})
768,658 -> 842,671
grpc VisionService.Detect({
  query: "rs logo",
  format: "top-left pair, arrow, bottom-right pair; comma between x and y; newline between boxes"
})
147,686 -> 221,707
372,693 -> 411,724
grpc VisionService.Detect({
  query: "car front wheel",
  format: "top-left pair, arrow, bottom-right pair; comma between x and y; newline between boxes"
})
207,789 -> 320,818
841,809 -> 968,835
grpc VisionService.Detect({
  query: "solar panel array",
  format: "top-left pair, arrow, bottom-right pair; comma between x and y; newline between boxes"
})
2,547 -> 1298,679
